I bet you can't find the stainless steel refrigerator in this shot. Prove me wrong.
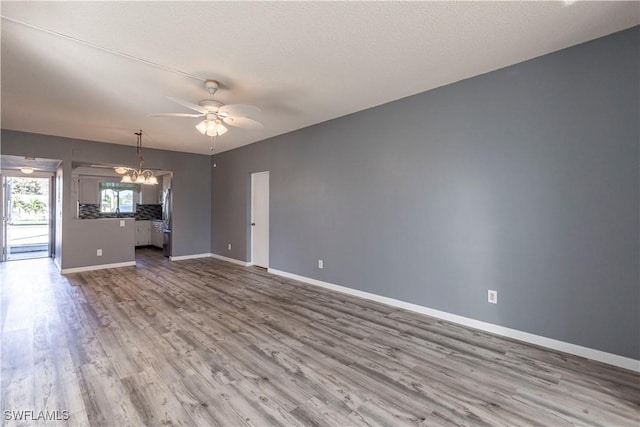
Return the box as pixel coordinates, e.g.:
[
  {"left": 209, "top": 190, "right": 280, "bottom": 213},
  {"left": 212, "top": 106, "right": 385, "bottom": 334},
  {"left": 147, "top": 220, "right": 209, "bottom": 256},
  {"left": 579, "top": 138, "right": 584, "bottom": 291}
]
[{"left": 162, "top": 189, "right": 172, "bottom": 257}]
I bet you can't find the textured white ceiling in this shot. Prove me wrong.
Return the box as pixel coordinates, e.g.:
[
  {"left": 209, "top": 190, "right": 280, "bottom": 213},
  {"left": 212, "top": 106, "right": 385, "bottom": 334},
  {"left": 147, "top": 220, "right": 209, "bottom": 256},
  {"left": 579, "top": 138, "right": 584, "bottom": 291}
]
[{"left": 2, "top": 1, "right": 638, "bottom": 155}]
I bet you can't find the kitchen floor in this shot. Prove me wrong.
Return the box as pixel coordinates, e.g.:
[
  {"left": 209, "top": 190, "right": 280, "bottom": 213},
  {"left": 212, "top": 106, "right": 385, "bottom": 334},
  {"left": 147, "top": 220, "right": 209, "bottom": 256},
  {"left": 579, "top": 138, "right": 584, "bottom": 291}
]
[{"left": 135, "top": 246, "right": 165, "bottom": 262}]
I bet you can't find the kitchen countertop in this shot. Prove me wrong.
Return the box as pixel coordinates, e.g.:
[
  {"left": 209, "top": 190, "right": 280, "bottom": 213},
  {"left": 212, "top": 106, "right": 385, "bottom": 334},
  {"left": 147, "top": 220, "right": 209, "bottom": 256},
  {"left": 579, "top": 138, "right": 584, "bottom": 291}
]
[
  {"left": 75, "top": 216, "right": 162, "bottom": 221},
  {"left": 75, "top": 217, "right": 135, "bottom": 221}
]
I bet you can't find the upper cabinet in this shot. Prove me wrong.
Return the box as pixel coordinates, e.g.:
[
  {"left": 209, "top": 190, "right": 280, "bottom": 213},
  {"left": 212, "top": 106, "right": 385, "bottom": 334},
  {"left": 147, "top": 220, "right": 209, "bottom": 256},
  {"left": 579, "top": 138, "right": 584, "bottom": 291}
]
[
  {"left": 138, "top": 174, "right": 168, "bottom": 204},
  {"left": 139, "top": 174, "right": 171, "bottom": 205},
  {"left": 140, "top": 186, "right": 160, "bottom": 204},
  {"left": 78, "top": 177, "right": 100, "bottom": 204},
  {"left": 73, "top": 168, "right": 171, "bottom": 207}
]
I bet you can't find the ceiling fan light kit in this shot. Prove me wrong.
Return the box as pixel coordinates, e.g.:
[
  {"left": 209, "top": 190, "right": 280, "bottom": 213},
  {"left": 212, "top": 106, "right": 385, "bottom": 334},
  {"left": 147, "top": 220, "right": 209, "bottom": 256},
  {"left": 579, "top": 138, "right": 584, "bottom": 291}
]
[
  {"left": 152, "top": 79, "right": 263, "bottom": 138},
  {"left": 195, "top": 121, "right": 227, "bottom": 136},
  {"left": 114, "top": 130, "right": 158, "bottom": 185}
]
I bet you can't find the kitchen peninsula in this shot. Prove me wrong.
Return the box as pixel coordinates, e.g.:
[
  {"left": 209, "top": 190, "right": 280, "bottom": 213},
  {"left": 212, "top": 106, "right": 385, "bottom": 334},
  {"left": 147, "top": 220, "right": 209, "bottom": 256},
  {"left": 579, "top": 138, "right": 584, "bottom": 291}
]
[
  {"left": 65, "top": 217, "right": 136, "bottom": 271},
  {"left": 63, "top": 166, "right": 170, "bottom": 272}
]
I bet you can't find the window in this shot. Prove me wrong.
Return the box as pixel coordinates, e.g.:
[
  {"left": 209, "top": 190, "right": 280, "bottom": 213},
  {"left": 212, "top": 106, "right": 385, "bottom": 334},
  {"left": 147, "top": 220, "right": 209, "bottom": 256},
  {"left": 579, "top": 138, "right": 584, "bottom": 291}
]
[{"left": 99, "top": 182, "right": 140, "bottom": 213}]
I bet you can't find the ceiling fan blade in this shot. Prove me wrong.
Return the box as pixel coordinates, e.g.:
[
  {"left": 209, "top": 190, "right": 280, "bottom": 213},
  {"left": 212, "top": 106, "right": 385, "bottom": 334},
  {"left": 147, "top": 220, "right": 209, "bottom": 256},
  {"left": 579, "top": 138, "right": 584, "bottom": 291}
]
[
  {"left": 219, "top": 104, "right": 261, "bottom": 118},
  {"left": 223, "top": 116, "right": 264, "bottom": 130},
  {"left": 149, "top": 113, "right": 204, "bottom": 118},
  {"left": 167, "top": 97, "right": 208, "bottom": 114}
]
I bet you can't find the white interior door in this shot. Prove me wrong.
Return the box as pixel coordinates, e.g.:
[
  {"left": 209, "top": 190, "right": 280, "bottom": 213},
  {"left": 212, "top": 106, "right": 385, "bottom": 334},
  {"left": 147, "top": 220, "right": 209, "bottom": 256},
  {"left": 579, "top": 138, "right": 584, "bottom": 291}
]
[{"left": 251, "top": 171, "right": 269, "bottom": 268}]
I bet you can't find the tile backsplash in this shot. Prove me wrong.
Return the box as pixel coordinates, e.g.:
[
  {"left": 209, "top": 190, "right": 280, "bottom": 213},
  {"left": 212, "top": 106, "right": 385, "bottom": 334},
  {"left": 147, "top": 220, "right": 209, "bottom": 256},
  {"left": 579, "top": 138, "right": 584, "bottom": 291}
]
[
  {"left": 135, "top": 204, "right": 163, "bottom": 220},
  {"left": 78, "top": 203, "right": 162, "bottom": 220},
  {"left": 78, "top": 204, "right": 106, "bottom": 219}
]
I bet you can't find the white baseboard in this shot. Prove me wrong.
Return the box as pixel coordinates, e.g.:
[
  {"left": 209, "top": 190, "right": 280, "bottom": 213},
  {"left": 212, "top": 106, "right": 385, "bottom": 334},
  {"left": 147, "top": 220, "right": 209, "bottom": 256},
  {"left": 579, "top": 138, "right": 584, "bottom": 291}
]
[
  {"left": 210, "top": 253, "right": 253, "bottom": 267},
  {"left": 54, "top": 257, "right": 61, "bottom": 272},
  {"left": 170, "top": 252, "right": 253, "bottom": 266},
  {"left": 170, "top": 253, "right": 211, "bottom": 261},
  {"left": 61, "top": 261, "right": 136, "bottom": 274},
  {"left": 268, "top": 268, "right": 640, "bottom": 373}
]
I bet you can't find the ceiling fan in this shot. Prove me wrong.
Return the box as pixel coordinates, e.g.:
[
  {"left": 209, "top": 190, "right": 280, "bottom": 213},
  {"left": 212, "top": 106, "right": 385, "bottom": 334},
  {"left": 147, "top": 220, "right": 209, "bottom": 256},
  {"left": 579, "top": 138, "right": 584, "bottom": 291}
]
[{"left": 151, "top": 79, "right": 263, "bottom": 136}]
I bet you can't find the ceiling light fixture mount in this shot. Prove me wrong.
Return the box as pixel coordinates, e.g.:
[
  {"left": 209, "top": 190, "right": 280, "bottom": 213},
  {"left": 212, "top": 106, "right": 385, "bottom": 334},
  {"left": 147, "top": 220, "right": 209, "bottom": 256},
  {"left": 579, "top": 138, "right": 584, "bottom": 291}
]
[
  {"left": 114, "top": 130, "right": 158, "bottom": 185},
  {"left": 20, "top": 167, "right": 34, "bottom": 174}
]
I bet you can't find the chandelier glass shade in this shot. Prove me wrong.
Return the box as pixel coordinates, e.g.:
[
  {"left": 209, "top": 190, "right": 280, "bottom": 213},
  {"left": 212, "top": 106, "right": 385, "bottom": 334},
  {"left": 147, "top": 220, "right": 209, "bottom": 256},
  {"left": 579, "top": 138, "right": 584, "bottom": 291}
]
[
  {"left": 119, "top": 168, "right": 158, "bottom": 185},
  {"left": 114, "top": 130, "right": 158, "bottom": 185}
]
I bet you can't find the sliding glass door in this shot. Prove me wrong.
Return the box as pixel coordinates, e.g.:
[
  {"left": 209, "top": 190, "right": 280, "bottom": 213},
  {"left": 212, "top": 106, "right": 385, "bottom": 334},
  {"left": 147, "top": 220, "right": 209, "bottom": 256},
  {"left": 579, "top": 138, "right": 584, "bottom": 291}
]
[{"left": 2, "top": 176, "right": 52, "bottom": 261}]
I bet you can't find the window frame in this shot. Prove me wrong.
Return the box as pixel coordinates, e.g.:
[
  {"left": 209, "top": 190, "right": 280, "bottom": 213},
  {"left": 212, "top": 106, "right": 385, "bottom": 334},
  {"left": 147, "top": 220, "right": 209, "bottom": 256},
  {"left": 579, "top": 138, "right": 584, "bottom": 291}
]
[{"left": 99, "top": 182, "right": 140, "bottom": 213}]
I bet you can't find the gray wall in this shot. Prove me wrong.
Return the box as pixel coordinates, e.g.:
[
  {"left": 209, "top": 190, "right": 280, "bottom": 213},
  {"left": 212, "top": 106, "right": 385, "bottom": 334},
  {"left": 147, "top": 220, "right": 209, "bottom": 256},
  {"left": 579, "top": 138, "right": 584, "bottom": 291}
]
[
  {"left": 1, "top": 131, "right": 212, "bottom": 268},
  {"left": 65, "top": 218, "right": 136, "bottom": 269},
  {"left": 55, "top": 165, "right": 63, "bottom": 267},
  {"left": 211, "top": 27, "right": 639, "bottom": 359}
]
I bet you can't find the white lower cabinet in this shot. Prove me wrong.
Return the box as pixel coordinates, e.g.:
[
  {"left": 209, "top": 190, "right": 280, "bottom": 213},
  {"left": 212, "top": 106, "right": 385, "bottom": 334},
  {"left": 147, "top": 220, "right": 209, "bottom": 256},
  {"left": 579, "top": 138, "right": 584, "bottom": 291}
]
[
  {"left": 135, "top": 220, "right": 164, "bottom": 248},
  {"left": 135, "top": 221, "right": 150, "bottom": 246},
  {"left": 150, "top": 221, "right": 164, "bottom": 249}
]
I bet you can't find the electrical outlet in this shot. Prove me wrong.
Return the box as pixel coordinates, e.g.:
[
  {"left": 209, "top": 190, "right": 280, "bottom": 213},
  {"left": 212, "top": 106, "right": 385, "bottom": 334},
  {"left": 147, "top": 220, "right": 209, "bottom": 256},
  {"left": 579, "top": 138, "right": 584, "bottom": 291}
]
[
  {"left": 119, "top": 220, "right": 125, "bottom": 227},
  {"left": 488, "top": 290, "right": 497, "bottom": 304},
  {"left": 97, "top": 249, "right": 103, "bottom": 257},
  {"left": 228, "top": 243, "right": 232, "bottom": 251},
  {"left": 318, "top": 259, "right": 323, "bottom": 269}
]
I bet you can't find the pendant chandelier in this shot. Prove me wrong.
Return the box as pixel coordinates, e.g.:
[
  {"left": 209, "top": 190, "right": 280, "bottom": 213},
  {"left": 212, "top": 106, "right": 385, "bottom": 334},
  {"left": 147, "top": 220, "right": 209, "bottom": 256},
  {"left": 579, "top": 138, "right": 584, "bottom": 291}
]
[{"left": 114, "top": 130, "right": 158, "bottom": 185}]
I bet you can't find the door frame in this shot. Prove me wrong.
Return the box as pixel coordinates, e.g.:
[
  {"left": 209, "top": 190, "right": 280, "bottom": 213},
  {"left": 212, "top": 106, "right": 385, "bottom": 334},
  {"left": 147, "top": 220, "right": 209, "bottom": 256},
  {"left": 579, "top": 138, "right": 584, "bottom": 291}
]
[
  {"left": 250, "top": 171, "right": 270, "bottom": 268},
  {"left": 48, "top": 175, "right": 56, "bottom": 259},
  {"left": 1, "top": 175, "right": 7, "bottom": 262},
  {"left": 1, "top": 172, "right": 55, "bottom": 261}
]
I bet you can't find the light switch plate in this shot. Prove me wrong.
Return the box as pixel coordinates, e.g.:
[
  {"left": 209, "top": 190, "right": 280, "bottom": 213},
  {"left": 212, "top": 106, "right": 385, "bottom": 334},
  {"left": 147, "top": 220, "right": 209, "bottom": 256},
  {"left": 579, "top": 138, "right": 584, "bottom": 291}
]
[{"left": 120, "top": 220, "right": 125, "bottom": 227}]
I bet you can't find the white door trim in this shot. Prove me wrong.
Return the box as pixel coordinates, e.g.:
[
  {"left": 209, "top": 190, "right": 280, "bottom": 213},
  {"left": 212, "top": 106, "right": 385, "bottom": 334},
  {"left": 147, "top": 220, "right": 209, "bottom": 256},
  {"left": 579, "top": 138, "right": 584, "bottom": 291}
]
[
  {"left": 1, "top": 175, "right": 7, "bottom": 262},
  {"left": 1, "top": 174, "right": 55, "bottom": 261},
  {"left": 250, "top": 171, "right": 270, "bottom": 268}
]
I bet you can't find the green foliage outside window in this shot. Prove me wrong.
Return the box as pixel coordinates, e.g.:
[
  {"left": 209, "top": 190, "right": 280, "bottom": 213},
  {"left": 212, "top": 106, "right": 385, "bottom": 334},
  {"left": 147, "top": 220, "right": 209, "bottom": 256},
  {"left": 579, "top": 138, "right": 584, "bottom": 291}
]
[
  {"left": 12, "top": 178, "right": 45, "bottom": 195},
  {"left": 99, "top": 183, "right": 139, "bottom": 213}
]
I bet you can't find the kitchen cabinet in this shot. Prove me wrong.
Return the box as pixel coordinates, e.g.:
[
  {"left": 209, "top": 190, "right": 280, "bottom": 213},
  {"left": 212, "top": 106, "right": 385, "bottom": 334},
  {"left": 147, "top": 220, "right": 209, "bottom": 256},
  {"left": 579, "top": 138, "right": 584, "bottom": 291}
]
[
  {"left": 150, "top": 220, "right": 164, "bottom": 248},
  {"left": 78, "top": 178, "right": 100, "bottom": 204},
  {"left": 135, "top": 221, "right": 150, "bottom": 246},
  {"left": 140, "top": 186, "right": 160, "bottom": 204}
]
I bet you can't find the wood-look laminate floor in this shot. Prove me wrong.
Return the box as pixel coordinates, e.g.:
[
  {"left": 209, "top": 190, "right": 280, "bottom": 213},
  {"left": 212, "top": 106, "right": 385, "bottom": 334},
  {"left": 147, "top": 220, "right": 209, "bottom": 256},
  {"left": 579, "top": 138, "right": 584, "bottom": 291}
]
[{"left": 1, "top": 248, "right": 639, "bottom": 427}]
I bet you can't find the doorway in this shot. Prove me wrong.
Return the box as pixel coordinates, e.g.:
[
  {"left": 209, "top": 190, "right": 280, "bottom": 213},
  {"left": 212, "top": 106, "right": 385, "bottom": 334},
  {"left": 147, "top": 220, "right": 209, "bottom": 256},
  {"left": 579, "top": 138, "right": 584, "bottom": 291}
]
[
  {"left": 2, "top": 176, "right": 53, "bottom": 261},
  {"left": 251, "top": 171, "right": 269, "bottom": 268}
]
